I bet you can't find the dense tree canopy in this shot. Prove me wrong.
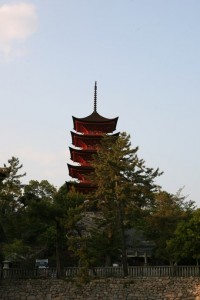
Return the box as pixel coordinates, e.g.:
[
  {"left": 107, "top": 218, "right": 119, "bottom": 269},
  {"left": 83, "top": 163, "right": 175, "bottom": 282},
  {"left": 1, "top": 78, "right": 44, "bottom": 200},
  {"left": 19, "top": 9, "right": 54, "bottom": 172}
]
[
  {"left": 0, "top": 140, "right": 197, "bottom": 276},
  {"left": 166, "top": 208, "right": 200, "bottom": 264},
  {"left": 143, "top": 189, "right": 195, "bottom": 264},
  {"left": 0, "top": 159, "right": 85, "bottom": 273}
]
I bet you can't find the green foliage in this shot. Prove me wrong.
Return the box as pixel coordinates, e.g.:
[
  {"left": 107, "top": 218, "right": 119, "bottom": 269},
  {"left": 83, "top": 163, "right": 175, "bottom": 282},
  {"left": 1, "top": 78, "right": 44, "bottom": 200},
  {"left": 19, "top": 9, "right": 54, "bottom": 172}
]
[
  {"left": 0, "top": 151, "right": 197, "bottom": 271},
  {"left": 166, "top": 208, "right": 200, "bottom": 263},
  {"left": 0, "top": 157, "right": 26, "bottom": 260},
  {"left": 143, "top": 189, "right": 195, "bottom": 263},
  {"left": 2, "top": 239, "right": 31, "bottom": 261},
  {"left": 85, "top": 132, "right": 162, "bottom": 273},
  {"left": 20, "top": 179, "right": 56, "bottom": 207},
  {"left": 91, "top": 132, "right": 162, "bottom": 215},
  {"left": 1, "top": 173, "right": 85, "bottom": 270},
  {"left": 0, "top": 157, "right": 26, "bottom": 214}
]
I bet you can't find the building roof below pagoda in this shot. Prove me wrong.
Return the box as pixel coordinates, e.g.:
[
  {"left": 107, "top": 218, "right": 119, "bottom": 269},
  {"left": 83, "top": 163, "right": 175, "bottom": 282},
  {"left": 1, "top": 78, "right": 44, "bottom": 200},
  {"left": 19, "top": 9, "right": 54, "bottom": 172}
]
[{"left": 0, "top": 167, "right": 9, "bottom": 181}]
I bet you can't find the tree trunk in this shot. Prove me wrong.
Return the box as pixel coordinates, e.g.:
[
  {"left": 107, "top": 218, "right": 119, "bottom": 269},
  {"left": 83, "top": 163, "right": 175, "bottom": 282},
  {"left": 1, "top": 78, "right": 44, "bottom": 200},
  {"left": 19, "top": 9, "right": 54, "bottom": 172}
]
[
  {"left": 115, "top": 178, "right": 128, "bottom": 277},
  {"left": 56, "top": 221, "right": 62, "bottom": 278},
  {"left": 105, "top": 254, "right": 111, "bottom": 266},
  {"left": 118, "top": 203, "right": 128, "bottom": 276}
]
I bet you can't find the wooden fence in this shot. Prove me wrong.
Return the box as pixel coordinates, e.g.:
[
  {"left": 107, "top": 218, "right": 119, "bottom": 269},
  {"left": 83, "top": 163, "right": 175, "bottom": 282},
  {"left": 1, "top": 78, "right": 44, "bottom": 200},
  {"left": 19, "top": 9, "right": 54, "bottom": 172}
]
[{"left": 1, "top": 266, "right": 200, "bottom": 279}]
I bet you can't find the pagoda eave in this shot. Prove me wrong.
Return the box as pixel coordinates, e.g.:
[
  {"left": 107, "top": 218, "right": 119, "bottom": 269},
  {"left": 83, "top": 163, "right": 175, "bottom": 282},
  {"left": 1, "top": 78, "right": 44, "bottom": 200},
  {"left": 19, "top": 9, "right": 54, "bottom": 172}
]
[
  {"left": 71, "top": 131, "right": 103, "bottom": 148},
  {"left": 68, "top": 163, "right": 94, "bottom": 180},
  {"left": 73, "top": 112, "right": 118, "bottom": 123},
  {"left": 71, "top": 131, "right": 103, "bottom": 140},
  {"left": 69, "top": 147, "right": 96, "bottom": 163},
  {"left": 67, "top": 164, "right": 94, "bottom": 171},
  {"left": 66, "top": 181, "right": 97, "bottom": 194},
  {"left": 73, "top": 115, "right": 118, "bottom": 134}
]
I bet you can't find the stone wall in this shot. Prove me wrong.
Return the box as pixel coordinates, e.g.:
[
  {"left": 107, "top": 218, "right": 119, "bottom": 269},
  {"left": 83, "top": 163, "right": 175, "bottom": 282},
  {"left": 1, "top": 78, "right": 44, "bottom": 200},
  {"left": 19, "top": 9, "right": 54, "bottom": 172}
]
[{"left": 0, "top": 277, "right": 200, "bottom": 300}]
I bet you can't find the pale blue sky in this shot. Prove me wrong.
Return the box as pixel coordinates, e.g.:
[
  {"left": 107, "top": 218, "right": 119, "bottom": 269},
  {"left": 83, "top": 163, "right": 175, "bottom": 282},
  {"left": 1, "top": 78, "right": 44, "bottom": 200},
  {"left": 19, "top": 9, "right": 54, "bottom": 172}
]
[{"left": 0, "top": 0, "right": 200, "bottom": 206}]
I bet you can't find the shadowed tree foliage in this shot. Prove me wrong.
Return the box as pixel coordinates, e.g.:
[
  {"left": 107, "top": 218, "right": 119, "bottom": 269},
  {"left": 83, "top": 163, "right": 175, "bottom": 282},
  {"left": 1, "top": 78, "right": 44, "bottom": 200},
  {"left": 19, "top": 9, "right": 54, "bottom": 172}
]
[
  {"left": 1, "top": 179, "right": 56, "bottom": 266},
  {"left": 0, "top": 157, "right": 26, "bottom": 261},
  {"left": 166, "top": 208, "right": 200, "bottom": 265},
  {"left": 85, "top": 132, "right": 162, "bottom": 275},
  {"left": 1, "top": 174, "right": 84, "bottom": 275},
  {"left": 143, "top": 189, "right": 195, "bottom": 264},
  {"left": 20, "top": 182, "right": 84, "bottom": 276},
  {"left": 1, "top": 153, "right": 197, "bottom": 274},
  {"left": 0, "top": 157, "right": 26, "bottom": 214}
]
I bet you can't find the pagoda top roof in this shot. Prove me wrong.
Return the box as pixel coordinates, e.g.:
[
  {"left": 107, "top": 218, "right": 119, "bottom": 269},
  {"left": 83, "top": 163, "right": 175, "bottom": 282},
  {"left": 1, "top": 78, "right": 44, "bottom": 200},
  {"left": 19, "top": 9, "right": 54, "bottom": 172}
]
[
  {"left": 73, "top": 82, "right": 118, "bottom": 124},
  {"left": 73, "top": 111, "right": 118, "bottom": 123}
]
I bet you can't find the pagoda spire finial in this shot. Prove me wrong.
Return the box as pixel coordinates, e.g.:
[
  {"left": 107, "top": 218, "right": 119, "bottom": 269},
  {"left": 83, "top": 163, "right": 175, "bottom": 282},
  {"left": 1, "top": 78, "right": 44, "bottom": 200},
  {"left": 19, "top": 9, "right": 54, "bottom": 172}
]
[{"left": 94, "top": 81, "right": 97, "bottom": 112}]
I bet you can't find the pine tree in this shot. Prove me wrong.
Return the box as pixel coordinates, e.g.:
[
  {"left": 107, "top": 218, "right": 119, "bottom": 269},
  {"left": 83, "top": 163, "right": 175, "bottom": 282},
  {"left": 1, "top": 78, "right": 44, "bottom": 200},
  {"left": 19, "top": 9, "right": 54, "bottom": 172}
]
[{"left": 90, "top": 132, "right": 162, "bottom": 276}]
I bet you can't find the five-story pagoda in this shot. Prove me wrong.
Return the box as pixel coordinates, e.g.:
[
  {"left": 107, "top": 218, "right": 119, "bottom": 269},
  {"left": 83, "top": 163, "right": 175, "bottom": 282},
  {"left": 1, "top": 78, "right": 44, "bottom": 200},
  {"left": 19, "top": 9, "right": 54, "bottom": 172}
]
[{"left": 67, "top": 82, "right": 119, "bottom": 194}]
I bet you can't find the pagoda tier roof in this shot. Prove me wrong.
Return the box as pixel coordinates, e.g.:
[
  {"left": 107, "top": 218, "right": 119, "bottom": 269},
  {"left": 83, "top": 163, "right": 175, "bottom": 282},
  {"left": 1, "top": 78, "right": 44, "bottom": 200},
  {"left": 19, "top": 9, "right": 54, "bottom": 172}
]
[
  {"left": 69, "top": 147, "right": 96, "bottom": 163},
  {"left": 73, "top": 113, "right": 118, "bottom": 133},
  {"left": 71, "top": 131, "right": 103, "bottom": 139},
  {"left": 71, "top": 131, "right": 102, "bottom": 148},
  {"left": 71, "top": 131, "right": 119, "bottom": 148},
  {"left": 68, "top": 163, "right": 94, "bottom": 180},
  {"left": 66, "top": 181, "right": 97, "bottom": 194},
  {"left": 73, "top": 111, "right": 118, "bottom": 123}
]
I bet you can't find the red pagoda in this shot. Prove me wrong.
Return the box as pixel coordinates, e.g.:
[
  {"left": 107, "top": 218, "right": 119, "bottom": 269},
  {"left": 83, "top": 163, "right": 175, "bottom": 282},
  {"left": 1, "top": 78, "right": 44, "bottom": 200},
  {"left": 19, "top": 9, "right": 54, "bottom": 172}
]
[{"left": 67, "top": 82, "right": 119, "bottom": 194}]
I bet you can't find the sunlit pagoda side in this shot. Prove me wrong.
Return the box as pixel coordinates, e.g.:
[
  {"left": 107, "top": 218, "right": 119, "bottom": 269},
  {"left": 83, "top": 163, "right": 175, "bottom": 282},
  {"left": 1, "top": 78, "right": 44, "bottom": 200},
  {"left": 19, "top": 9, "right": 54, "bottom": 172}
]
[{"left": 66, "top": 82, "right": 119, "bottom": 194}]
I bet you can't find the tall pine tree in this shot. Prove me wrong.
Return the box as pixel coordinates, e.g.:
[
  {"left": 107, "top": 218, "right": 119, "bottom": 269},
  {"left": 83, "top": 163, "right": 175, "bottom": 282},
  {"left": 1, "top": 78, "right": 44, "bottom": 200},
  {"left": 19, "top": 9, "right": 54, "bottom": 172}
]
[{"left": 90, "top": 132, "right": 162, "bottom": 276}]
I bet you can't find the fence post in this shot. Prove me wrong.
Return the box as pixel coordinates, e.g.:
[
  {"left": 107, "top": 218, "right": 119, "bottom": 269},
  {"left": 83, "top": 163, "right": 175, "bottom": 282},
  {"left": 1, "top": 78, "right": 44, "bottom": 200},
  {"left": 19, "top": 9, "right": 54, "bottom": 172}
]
[{"left": 2, "top": 260, "right": 11, "bottom": 278}]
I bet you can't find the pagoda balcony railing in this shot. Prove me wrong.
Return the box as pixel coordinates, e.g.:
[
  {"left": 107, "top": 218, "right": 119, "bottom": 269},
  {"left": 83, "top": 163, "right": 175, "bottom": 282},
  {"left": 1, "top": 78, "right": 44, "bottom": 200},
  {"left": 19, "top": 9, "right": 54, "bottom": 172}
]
[
  {"left": 80, "top": 162, "right": 91, "bottom": 166},
  {"left": 71, "top": 161, "right": 91, "bottom": 167},
  {"left": 81, "top": 146, "right": 98, "bottom": 151},
  {"left": 79, "top": 128, "right": 104, "bottom": 135},
  {"left": 83, "top": 131, "right": 104, "bottom": 136},
  {"left": 79, "top": 180, "right": 91, "bottom": 184}
]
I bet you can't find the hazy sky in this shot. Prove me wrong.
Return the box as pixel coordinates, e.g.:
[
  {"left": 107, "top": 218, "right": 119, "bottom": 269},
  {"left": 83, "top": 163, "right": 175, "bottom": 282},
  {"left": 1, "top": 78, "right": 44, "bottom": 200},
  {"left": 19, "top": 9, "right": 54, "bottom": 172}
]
[{"left": 0, "top": 1, "right": 200, "bottom": 206}]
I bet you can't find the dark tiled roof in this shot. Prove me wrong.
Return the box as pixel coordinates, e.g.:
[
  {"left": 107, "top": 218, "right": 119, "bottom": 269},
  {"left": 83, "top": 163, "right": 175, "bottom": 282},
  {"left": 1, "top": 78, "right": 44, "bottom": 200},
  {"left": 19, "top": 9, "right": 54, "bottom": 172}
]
[{"left": 73, "top": 111, "right": 118, "bottom": 123}]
